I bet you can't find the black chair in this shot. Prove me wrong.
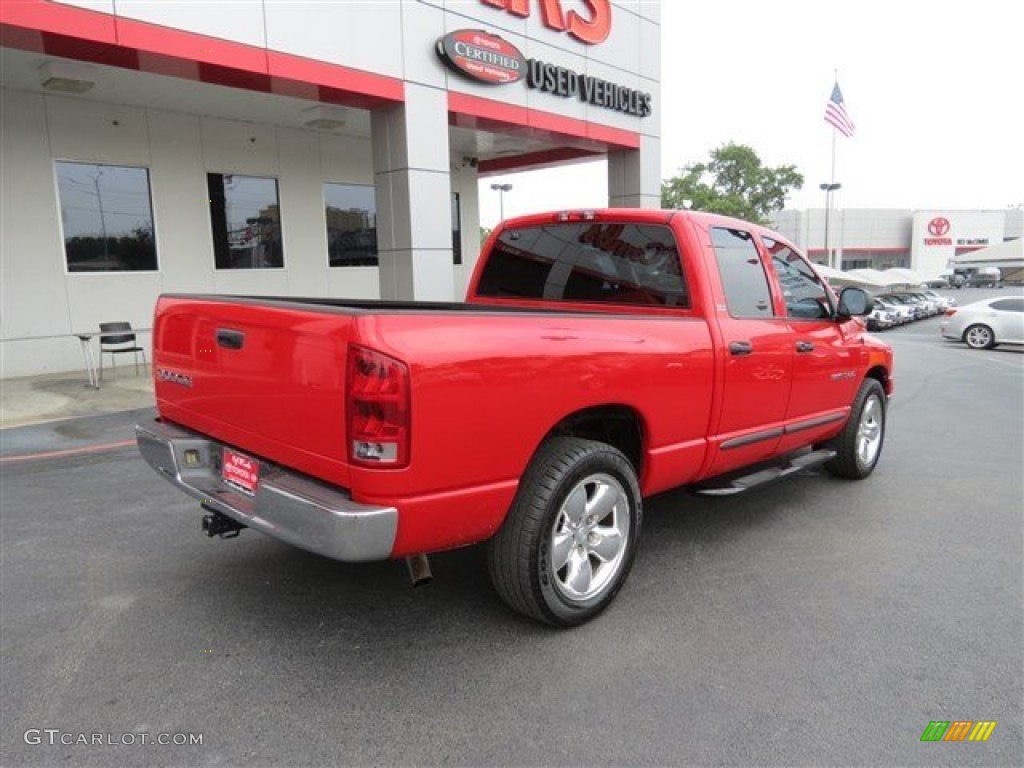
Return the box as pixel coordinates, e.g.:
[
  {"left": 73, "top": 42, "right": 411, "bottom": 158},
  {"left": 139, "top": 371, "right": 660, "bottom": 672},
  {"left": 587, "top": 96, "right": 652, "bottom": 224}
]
[{"left": 99, "top": 322, "right": 146, "bottom": 380}]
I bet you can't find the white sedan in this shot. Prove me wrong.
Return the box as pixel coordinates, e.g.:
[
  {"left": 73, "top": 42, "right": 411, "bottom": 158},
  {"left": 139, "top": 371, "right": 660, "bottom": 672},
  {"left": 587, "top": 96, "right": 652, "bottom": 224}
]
[{"left": 941, "top": 297, "right": 1024, "bottom": 349}]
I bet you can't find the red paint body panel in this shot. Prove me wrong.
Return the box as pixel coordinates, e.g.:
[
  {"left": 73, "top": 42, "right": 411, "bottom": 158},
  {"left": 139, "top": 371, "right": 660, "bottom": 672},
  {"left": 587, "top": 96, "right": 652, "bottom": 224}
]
[
  {"left": 154, "top": 297, "right": 354, "bottom": 489},
  {"left": 149, "top": 210, "right": 893, "bottom": 560}
]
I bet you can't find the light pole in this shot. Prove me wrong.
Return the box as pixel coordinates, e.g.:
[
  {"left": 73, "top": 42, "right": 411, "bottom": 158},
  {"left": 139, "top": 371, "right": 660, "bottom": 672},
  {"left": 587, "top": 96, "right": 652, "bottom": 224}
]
[
  {"left": 490, "top": 183, "right": 512, "bottom": 222},
  {"left": 819, "top": 182, "right": 841, "bottom": 269}
]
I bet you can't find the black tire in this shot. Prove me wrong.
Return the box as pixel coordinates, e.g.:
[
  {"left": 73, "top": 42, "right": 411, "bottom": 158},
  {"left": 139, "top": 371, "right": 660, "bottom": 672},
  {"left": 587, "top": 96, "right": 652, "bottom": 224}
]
[
  {"left": 486, "top": 437, "right": 642, "bottom": 627},
  {"left": 963, "top": 324, "right": 996, "bottom": 350},
  {"left": 824, "top": 378, "right": 887, "bottom": 480}
]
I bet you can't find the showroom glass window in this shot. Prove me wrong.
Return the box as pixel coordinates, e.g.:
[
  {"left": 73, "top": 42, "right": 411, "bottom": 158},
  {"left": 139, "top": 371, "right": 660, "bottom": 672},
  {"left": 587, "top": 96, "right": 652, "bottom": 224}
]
[
  {"left": 325, "top": 182, "right": 377, "bottom": 267},
  {"left": 56, "top": 161, "right": 158, "bottom": 272},
  {"left": 208, "top": 173, "right": 284, "bottom": 269}
]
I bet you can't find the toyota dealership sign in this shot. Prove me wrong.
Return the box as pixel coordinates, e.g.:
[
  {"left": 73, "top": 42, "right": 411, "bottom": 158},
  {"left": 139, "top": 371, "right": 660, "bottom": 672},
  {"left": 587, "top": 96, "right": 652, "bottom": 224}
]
[
  {"left": 912, "top": 211, "right": 1005, "bottom": 277},
  {"left": 925, "top": 217, "right": 952, "bottom": 246}
]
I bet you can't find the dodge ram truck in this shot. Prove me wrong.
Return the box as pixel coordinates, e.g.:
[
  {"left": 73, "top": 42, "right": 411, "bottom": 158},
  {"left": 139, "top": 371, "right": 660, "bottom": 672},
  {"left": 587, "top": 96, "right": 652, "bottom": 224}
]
[{"left": 137, "top": 208, "right": 893, "bottom": 626}]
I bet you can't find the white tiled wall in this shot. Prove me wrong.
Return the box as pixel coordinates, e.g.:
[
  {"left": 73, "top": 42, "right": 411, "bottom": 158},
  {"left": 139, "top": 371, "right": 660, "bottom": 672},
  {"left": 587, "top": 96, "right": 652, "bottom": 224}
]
[
  {"left": 0, "top": 89, "right": 381, "bottom": 377},
  {"left": 3, "top": 0, "right": 660, "bottom": 377},
  {"left": 114, "top": 1, "right": 268, "bottom": 49},
  {"left": 54, "top": 0, "right": 660, "bottom": 140}
]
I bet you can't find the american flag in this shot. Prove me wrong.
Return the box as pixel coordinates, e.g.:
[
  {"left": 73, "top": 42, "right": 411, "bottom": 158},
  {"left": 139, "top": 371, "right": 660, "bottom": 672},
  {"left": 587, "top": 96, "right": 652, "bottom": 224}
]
[{"left": 824, "top": 83, "right": 855, "bottom": 137}]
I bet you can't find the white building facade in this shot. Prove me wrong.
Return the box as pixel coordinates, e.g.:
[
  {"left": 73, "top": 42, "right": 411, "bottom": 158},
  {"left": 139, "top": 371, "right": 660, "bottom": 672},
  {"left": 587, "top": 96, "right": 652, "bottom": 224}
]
[
  {"left": 1, "top": 0, "right": 662, "bottom": 377},
  {"left": 772, "top": 207, "right": 1024, "bottom": 277}
]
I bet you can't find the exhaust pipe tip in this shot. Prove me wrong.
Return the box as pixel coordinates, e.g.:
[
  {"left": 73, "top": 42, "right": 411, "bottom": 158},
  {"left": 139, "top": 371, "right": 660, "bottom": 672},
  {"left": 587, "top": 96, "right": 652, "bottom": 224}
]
[{"left": 405, "top": 553, "right": 432, "bottom": 587}]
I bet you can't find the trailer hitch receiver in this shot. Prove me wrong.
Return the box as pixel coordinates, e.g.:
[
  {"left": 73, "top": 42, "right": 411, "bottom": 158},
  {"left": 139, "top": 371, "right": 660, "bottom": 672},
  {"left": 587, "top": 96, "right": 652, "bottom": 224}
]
[{"left": 201, "top": 506, "right": 246, "bottom": 539}]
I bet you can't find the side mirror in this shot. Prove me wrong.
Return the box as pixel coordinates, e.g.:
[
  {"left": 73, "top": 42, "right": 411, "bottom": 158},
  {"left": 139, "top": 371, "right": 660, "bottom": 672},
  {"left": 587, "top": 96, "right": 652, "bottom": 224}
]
[{"left": 837, "top": 287, "right": 873, "bottom": 317}]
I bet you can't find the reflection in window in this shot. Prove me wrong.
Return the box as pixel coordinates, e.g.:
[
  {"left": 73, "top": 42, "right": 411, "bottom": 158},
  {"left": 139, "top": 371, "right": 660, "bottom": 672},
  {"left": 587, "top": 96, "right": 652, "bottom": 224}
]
[
  {"left": 56, "top": 161, "right": 157, "bottom": 272},
  {"left": 711, "top": 227, "right": 773, "bottom": 317},
  {"left": 325, "top": 183, "right": 377, "bottom": 267},
  {"left": 763, "top": 236, "right": 832, "bottom": 319},
  {"left": 208, "top": 173, "right": 283, "bottom": 269},
  {"left": 477, "top": 222, "right": 688, "bottom": 307}
]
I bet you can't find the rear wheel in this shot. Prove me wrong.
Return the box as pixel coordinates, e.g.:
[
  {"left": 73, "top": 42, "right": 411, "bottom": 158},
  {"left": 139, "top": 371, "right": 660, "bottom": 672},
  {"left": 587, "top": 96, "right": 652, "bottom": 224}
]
[
  {"left": 824, "top": 378, "right": 886, "bottom": 479},
  {"left": 486, "top": 437, "right": 642, "bottom": 627},
  {"left": 964, "top": 324, "right": 996, "bottom": 349}
]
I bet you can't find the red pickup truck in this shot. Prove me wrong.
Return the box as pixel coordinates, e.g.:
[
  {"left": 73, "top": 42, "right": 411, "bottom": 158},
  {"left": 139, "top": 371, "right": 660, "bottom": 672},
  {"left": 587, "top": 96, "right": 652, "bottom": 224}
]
[{"left": 137, "top": 208, "right": 893, "bottom": 626}]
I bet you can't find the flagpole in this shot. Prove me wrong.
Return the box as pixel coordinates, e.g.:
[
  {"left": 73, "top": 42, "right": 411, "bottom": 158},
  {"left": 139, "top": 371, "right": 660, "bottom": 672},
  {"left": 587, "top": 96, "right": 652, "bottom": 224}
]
[
  {"left": 828, "top": 127, "right": 836, "bottom": 269},
  {"left": 830, "top": 69, "right": 838, "bottom": 186},
  {"left": 830, "top": 70, "right": 838, "bottom": 270}
]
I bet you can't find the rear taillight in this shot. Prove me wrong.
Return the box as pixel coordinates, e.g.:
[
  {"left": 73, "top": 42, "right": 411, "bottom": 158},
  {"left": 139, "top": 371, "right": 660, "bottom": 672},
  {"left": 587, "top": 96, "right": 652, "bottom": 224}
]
[
  {"left": 346, "top": 345, "right": 410, "bottom": 468},
  {"left": 944, "top": 309, "right": 957, "bottom": 317}
]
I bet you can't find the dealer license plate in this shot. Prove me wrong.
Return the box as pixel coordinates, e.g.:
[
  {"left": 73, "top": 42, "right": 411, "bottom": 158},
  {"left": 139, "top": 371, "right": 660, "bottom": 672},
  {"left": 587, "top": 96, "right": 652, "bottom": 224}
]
[{"left": 222, "top": 447, "right": 260, "bottom": 495}]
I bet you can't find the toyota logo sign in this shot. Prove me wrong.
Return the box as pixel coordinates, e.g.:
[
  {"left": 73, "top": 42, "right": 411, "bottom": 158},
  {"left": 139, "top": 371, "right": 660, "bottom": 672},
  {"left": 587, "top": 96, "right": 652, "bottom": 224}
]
[{"left": 928, "top": 217, "right": 951, "bottom": 237}]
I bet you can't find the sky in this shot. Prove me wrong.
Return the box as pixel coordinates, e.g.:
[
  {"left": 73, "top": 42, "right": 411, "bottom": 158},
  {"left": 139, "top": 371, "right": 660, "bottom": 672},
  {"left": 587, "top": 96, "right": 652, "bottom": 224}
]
[{"left": 478, "top": 0, "right": 1023, "bottom": 228}]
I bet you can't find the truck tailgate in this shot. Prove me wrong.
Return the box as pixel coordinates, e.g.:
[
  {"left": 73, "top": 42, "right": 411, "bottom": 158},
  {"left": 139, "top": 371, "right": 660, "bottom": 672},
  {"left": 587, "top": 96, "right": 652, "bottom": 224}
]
[{"left": 152, "top": 296, "right": 353, "bottom": 488}]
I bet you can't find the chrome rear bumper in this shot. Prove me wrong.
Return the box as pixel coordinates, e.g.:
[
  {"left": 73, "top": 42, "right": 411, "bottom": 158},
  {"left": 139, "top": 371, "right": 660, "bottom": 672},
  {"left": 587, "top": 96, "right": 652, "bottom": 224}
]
[{"left": 136, "top": 419, "right": 397, "bottom": 562}]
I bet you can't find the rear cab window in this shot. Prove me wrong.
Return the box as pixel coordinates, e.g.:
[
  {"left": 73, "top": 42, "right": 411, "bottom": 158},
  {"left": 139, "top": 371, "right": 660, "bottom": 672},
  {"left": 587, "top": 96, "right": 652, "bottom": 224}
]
[{"left": 476, "top": 222, "right": 689, "bottom": 309}]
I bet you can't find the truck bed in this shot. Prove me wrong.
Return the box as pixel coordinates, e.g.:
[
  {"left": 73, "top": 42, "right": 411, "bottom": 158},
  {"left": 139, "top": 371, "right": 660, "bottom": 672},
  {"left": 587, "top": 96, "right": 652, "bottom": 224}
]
[{"left": 151, "top": 292, "right": 717, "bottom": 554}]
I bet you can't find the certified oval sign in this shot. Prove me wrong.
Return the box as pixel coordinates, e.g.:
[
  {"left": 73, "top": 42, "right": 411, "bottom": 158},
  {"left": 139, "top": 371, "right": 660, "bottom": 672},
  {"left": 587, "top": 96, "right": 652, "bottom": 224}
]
[{"left": 436, "top": 30, "right": 526, "bottom": 85}]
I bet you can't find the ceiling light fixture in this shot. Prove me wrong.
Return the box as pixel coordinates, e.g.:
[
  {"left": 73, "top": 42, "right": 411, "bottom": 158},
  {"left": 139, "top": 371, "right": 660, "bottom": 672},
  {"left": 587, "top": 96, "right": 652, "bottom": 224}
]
[
  {"left": 39, "top": 61, "right": 96, "bottom": 94},
  {"left": 303, "top": 106, "right": 348, "bottom": 131}
]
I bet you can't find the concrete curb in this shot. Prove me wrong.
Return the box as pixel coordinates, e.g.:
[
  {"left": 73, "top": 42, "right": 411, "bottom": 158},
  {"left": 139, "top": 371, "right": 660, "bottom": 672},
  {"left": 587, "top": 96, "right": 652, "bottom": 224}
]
[{"left": 0, "top": 407, "right": 155, "bottom": 462}]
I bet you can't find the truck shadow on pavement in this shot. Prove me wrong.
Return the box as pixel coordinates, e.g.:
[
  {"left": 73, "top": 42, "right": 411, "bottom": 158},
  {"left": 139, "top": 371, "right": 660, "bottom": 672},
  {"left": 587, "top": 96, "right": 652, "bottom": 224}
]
[{"left": 153, "top": 467, "right": 840, "bottom": 645}]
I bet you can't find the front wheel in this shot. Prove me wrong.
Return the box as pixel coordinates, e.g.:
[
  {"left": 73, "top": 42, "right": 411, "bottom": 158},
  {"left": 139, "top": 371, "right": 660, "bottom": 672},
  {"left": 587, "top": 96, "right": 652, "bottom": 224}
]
[
  {"left": 824, "top": 378, "right": 887, "bottom": 479},
  {"left": 486, "top": 437, "right": 642, "bottom": 627},
  {"left": 964, "top": 324, "right": 996, "bottom": 349}
]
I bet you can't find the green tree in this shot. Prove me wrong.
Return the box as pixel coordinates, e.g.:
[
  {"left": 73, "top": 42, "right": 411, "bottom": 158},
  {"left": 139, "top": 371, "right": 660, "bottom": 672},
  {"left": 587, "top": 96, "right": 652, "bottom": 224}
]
[{"left": 661, "top": 143, "right": 803, "bottom": 224}]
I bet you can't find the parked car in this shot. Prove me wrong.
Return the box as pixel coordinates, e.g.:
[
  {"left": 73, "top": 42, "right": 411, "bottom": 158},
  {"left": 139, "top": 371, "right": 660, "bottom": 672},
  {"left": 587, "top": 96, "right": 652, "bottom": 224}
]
[
  {"left": 921, "top": 289, "right": 955, "bottom": 311},
  {"left": 874, "top": 296, "right": 914, "bottom": 324},
  {"left": 941, "top": 297, "right": 1024, "bottom": 349},
  {"left": 963, "top": 267, "right": 1002, "bottom": 288},
  {"left": 136, "top": 208, "right": 893, "bottom": 627},
  {"left": 903, "top": 291, "right": 942, "bottom": 316},
  {"left": 866, "top": 305, "right": 898, "bottom": 331},
  {"left": 895, "top": 293, "right": 937, "bottom": 318}
]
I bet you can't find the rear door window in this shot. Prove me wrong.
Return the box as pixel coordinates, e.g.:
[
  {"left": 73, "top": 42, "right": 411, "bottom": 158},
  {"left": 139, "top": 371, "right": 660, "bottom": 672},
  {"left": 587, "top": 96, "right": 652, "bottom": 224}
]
[
  {"left": 710, "top": 227, "right": 773, "bottom": 317},
  {"left": 476, "top": 222, "right": 688, "bottom": 308},
  {"left": 991, "top": 298, "right": 1024, "bottom": 312}
]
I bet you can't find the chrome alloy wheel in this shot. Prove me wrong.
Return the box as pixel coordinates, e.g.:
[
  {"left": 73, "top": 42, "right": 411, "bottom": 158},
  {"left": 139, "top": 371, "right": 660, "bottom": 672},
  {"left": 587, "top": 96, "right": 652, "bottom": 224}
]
[
  {"left": 548, "top": 473, "right": 630, "bottom": 602},
  {"left": 965, "top": 325, "right": 993, "bottom": 349},
  {"left": 856, "top": 395, "right": 884, "bottom": 469}
]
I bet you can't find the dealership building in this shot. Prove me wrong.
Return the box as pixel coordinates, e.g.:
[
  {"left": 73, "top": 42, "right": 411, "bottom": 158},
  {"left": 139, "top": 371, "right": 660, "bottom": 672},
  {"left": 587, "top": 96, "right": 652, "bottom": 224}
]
[
  {"left": 0, "top": 0, "right": 661, "bottom": 378},
  {"left": 771, "top": 207, "right": 1024, "bottom": 279}
]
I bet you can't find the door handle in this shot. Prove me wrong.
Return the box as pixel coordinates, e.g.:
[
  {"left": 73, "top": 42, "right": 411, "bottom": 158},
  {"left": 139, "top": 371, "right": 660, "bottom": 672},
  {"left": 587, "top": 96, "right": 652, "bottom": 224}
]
[
  {"left": 796, "top": 341, "right": 815, "bottom": 353},
  {"left": 729, "top": 341, "right": 753, "bottom": 356},
  {"left": 216, "top": 328, "right": 245, "bottom": 350}
]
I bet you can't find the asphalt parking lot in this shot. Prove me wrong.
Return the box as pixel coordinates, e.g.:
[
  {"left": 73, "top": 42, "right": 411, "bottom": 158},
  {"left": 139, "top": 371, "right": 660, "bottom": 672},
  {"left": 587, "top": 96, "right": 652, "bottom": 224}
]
[{"left": 2, "top": 290, "right": 1022, "bottom": 767}]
